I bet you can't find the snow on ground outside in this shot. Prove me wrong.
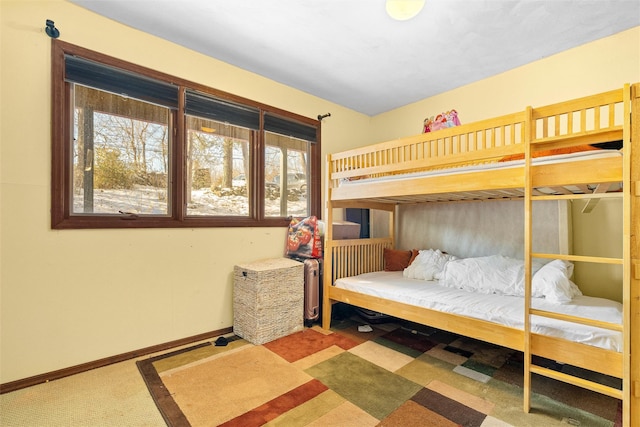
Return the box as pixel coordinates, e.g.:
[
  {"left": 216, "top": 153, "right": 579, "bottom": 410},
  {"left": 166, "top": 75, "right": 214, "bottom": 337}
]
[{"left": 72, "top": 185, "right": 307, "bottom": 217}]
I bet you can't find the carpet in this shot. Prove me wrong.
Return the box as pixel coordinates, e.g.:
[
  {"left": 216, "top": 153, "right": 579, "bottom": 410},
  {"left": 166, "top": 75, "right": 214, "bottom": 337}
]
[{"left": 137, "top": 319, "right": 622, "bottom": 427}]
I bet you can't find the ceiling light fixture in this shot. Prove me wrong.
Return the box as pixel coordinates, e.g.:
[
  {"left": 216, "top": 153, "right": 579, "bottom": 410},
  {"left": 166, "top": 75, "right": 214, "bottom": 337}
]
[{"left": 385, "top": 0, "right": 425, "bottom": 21}]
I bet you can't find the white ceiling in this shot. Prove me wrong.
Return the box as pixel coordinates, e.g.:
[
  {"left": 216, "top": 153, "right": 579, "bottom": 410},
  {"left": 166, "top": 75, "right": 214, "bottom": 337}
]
[{"left": 70, "top": 0, "right": 639, "bottom": 116}]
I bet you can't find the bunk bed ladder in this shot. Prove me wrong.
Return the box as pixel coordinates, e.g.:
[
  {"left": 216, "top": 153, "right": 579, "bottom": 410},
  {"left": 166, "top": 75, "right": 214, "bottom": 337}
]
[
  {"left": 523, "top": 106, "right": 534, "bottom": 414},
  {"left": 523, "top": 84, "right": 633, "bottom": 424}
]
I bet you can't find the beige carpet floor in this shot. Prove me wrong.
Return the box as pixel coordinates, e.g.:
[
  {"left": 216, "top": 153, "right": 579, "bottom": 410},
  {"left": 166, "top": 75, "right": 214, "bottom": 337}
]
[{"left": 0, "top": 348, "right": 185, "bottom": 426}]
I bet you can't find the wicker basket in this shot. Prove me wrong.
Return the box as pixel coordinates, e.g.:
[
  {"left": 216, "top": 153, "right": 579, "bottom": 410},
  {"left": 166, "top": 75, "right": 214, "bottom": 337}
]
[{"left": 233, "top": 258, "right": 304, "bottom": 344}]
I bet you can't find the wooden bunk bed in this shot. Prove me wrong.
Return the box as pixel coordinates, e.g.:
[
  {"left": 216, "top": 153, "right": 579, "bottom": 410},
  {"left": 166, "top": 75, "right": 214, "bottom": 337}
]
[{"left": 322, "top": 83, "right": 639, "bottom": 425}]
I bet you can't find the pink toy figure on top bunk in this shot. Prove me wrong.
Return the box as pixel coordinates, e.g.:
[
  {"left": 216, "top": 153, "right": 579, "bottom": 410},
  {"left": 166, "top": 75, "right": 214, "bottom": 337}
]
[
  {"left": 423, "top": 116, "right": 434, "bottom": 133},
  {"left": 447, "top": 109, "right": 461, "bottom": 126},
  {"left": 430, "top": 113, "right": 448, "bottom": 131},
  {"left": 422, "top": 110, "right": 461, "bottom": 133}
]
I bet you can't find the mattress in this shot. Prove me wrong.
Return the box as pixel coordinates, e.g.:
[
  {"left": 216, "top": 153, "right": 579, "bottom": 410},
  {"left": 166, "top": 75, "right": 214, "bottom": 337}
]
[
  {"left": 338, "top": 149, "right": 622, "bottom": 188},
  {"left": 334, "top": 271, "right": 623, "bottom": 352}
]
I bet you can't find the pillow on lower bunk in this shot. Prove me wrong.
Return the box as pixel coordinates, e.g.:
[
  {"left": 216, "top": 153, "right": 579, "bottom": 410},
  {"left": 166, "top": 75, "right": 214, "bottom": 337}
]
[
  {"left": 440, "top": 255, "right": 579, "bottom": 303},
  {"left": 531, "top": 259, "right": 582, "bottom": 304},
  {"left": 440, "top": 255, "right": 526, "bottom": 295},
  {"left": 403, "top": 249, "right": 457, "bottom": 280},
  {"left": 384, "top": 248, "right": 417, "bottom": 271}
]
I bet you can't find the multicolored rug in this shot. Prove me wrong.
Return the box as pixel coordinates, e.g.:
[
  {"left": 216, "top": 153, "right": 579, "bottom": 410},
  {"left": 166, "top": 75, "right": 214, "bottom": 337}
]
[{"left": 137, "top": 319, "right": 622, "bottom": 426}]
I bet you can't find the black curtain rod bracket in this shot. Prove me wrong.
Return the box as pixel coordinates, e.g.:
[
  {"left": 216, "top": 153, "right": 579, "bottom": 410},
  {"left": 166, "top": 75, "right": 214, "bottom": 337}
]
[
  {"left": 317, "top": 113, "right": 331, "bottom": 121},
  {"left": 45, "top": 20, "right": 60, "bottom": 39}
]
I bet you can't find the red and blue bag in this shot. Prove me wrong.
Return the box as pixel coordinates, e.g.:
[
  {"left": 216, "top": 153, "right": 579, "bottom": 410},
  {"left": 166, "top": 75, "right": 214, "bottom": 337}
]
[{"left": 286, "top": 216, "right": 323, "bottom": 258}]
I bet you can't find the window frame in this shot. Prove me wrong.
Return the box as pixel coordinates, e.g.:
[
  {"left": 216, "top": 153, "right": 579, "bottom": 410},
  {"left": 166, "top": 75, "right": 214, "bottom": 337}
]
[{"left": 51, "top": 40, "right": 321, "bottom": 229}]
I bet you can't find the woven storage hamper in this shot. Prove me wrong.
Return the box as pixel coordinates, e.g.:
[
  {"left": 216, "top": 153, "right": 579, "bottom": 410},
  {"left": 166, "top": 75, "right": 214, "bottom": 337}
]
[{"left": 233, "top": 258, "right": 304, "bottom": 344}]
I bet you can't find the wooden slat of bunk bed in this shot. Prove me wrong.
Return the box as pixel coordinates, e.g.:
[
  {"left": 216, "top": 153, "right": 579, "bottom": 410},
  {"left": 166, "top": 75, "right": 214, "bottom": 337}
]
[
  {"left": 529, "top": 366, "right": 622, "bottom": 399},
  {"left": 532, "top": 155, "right": 621, "bottom": 187},
  {"left": 328, "top": 285, "right": 522, "bottom": 350}
]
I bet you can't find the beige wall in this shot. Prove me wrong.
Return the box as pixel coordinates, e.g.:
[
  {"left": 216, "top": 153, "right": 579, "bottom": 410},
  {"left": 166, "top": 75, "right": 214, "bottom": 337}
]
[
  {"left": 0, "top": 0, "right": 370, "bottom": 384},
  {"left": 571, "top": 199, "right": 624, "bottom": 302},
  {"left": 373, "top": 26, "right": 639, "bottom": 302},
  {"left": 1, "top": 0, "right": 638, "bottom": 384}
]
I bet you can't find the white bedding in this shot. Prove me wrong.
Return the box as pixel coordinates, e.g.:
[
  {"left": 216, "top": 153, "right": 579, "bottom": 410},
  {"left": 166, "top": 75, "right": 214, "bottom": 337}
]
[
  {"left": 334, "top": 271, "right": 623, "bottom": 352},
  {"left": 339, "top": 149, "right": 622, "bottom": 188}
]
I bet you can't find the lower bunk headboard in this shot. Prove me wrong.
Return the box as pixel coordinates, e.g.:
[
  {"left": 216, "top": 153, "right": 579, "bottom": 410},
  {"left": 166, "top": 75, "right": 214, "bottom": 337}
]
[{"left": 327, "top": 237, "right": 393, "bottom": 281}]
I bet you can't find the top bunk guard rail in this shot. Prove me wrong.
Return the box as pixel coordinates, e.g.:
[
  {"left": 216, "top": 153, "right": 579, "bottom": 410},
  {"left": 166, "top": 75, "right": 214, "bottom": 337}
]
[
  {"left": 330, "top": 111, "right": 526, "bottom": 183},
  {"left": 531, "top": 89, "right": 625, "bottom": 147}
]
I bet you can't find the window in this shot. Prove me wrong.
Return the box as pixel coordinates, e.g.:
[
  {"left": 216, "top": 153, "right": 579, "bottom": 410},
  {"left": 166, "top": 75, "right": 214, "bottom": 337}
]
[
  {"left": 51, "top": 41, "right": 320, "bottom": 229},
  {"left": 265, "top": 134, "right": 310, "bottom": 218},
  {"left": 184, "top": 90, "right": 259, "bottom": 218},
  {"left": 72, "top": 85, "right": 172, "bottom": 216}
]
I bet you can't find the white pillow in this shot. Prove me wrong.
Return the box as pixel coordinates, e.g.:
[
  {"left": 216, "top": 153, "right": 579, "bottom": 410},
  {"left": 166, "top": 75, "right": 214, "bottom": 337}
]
[
  {"left": 532, "top": 259, "right": 580, "bottom": 304},
  {"left": 403, "top": 249, "right": 457, "bottom": 280},
  {"left": 440, "top": 255, "right": 523, "bottom": 295},
  {"left": 440, "top": 255, "right": 546, "bottom": 296},
  {"left": 439, "top": 255, "right": 579, "bottom": 302}
]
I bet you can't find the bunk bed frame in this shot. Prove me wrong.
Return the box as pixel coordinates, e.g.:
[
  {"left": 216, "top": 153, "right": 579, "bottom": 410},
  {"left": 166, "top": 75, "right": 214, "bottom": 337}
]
[{"left": 322, "top": 83, "right": 639, "bottom": 425}]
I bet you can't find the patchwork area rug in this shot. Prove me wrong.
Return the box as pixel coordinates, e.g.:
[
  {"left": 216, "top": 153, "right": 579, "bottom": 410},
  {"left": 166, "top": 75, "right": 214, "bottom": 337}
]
[{"left": 137, "top": 319, "right": 622, "bottom": 427}]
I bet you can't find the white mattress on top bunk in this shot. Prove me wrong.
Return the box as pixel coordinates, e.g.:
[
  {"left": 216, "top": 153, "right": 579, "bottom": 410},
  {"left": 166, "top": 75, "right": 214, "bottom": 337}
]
[
  {"left": 334, "top": 271, "right": 623, "bottom": 352},
  {"left": 339, "top": 149, "right": 622, "bottom": 187}
]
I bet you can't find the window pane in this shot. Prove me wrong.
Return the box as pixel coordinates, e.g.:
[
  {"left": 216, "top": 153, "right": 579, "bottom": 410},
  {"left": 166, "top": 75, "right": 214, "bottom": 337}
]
[
  {"left": 265, "top": 132, "right": 310, "bottom": 218},
  {"left": 185, "top": 116, "right": 252, "bottom": 216},
  {"left": 72, "top": 85, "right": 171, "bottom": 215}
]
